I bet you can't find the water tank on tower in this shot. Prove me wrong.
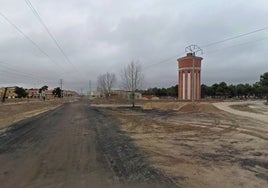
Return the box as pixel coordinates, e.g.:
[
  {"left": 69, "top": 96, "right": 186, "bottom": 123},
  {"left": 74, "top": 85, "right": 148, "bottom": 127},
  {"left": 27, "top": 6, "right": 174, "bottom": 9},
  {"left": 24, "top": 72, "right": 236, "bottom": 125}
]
[{"left": 177, "top": 52, "right": 203, "bottom": 101}]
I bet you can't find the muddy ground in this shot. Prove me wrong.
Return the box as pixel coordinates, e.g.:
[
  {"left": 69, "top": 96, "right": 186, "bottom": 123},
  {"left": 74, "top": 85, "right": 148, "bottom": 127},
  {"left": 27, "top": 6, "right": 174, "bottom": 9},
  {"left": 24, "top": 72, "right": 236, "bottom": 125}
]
[
  {"left": 0, "top": 101, "right": 175, "bottom": 188},
  {"left": 98, "top": 103, "right": 268, "bottom": 188}
]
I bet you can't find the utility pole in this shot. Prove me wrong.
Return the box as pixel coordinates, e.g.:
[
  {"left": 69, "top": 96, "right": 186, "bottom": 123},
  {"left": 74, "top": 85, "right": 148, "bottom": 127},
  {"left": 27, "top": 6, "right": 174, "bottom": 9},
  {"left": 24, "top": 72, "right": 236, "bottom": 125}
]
[
  {"left": 88, "top": 80, "right": 91, "bottom": 99},
  {"left": 185, "top": 45, "right": 203, "bottom": 104},
  {"left": 1, "top": 87, "right": 8, "bottom": 103},
  {"left": 59, "top": 79, "right": 63, "bottom": 99}
]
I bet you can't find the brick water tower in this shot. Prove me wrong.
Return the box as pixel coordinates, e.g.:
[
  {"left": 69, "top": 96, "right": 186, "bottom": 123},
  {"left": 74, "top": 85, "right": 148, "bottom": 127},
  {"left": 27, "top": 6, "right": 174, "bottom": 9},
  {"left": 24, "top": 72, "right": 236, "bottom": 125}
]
[{"left": 177, "top": 45, "right": 203, "bottom": 101}]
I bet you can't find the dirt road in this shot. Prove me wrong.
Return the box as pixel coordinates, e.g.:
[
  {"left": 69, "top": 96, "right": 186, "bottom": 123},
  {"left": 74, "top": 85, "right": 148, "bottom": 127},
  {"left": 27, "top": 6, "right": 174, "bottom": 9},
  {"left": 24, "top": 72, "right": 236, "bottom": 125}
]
[
  {"left": 0, "top": 101, "right": 174, "bottom": 188},
  {"left": 213, "top": 101, "right": 268, "bottom": 123}
]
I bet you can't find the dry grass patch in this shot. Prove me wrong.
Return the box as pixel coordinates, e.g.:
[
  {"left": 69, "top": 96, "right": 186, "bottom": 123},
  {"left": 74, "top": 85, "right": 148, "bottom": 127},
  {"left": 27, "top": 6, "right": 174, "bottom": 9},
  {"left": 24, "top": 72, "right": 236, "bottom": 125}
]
[
  {"left": 99, "top": 103, "right": 268, "bottom": 188},
  {"left": 142, "top": 101, "right": 183, "bottom": 110},
  {"left": 230, "top": 104, "right": 263, "bottom": 114},
  {"left": 0, "top": 99, "right": 73, "bottom": 130}
]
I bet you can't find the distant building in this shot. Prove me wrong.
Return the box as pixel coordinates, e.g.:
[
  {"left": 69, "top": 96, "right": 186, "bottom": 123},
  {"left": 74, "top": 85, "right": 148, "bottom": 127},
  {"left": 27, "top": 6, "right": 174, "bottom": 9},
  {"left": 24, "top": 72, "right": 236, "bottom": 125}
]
[
  {"left": 1, "top": 87, "right": 79, "bottom": 100},
  {"left": 142, "top": 95, "right": 160, "bottom": 100},
  {"left": 177, "top": 53, "right": 203, "bottom": 101},
  {"left": 0, "top": 87, "right": 17, "bottom": 99},
  {"left": 142, "top": 95, "right": 154, "bottom": 100},
  {"left": 92, "top": 90, "right": 142, "bottom": 100},
  {"left": 26, "top": 89, "right": 40, "bottom": 98},
  {"left": 0, "top": 88, "right": 5, "bottom": 99},
  {"left": 45, "top": 90, "right": 54, "bottom": 99},
  {"left": 111, "top": 90, "right": 142, "bottom": 100},
  {"left": 63, "top": 90, "right": 79, "bottom": 98}
]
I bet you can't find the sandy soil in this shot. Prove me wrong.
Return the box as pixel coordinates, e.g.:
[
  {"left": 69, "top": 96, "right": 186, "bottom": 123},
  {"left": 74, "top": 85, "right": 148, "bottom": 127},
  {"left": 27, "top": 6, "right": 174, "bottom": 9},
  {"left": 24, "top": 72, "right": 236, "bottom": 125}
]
[
  {"left": 99, "top": 102, "right": 268, "bottom": 188},
  {"left": 0, "top": 99, "right": 74, "bottom": 131},
  {"left": 0, "top": 101, "right": 175, "bottom": 188},
  {"left": 213, "top": 101, "right": 268, "bottom": 123},
  {"left": 0, "top": 101, "right": 114, "bottom": 187},
  {"left": 1, "top": 99, "right": 267, "bottom": 187}
]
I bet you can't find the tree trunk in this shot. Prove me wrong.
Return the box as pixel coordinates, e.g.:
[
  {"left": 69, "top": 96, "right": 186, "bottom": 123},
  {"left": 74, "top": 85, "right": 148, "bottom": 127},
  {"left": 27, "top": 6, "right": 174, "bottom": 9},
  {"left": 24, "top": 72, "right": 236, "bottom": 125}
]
[
  {"left": 132, "top": 92, "right": 135, "bottom": 107},
  {"left": 2, "top": 87, "right": 8, "bottom": 103}
]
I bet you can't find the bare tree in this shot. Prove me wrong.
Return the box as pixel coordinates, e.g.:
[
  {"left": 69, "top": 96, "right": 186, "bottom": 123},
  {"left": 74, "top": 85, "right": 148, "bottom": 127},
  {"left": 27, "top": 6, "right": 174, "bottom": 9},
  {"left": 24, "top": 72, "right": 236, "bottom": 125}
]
[
  {"left": 97, "top": 72, "right": 116, "bottom": 97},
  {"left": 121, "top": 61, "right": 143, "bottom": 107}
]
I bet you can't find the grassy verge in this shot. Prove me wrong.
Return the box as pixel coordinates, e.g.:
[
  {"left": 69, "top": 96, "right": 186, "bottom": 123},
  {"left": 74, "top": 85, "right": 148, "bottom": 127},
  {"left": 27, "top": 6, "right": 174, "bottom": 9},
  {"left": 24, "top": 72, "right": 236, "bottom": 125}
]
[{"left": 0, "top": 99, "right": 76, "bottom": 131}]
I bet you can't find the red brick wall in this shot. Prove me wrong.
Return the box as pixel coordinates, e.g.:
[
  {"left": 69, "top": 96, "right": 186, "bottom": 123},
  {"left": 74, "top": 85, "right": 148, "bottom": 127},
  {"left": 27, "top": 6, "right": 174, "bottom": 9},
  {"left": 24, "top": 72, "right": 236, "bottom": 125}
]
[{"left": 177, "top": 54, "right": 203, "bottom": 101}]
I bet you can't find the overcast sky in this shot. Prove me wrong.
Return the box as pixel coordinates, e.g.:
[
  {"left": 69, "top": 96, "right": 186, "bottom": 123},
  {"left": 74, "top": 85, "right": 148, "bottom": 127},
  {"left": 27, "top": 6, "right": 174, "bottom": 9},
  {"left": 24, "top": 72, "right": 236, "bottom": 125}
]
[{"left": 0, "top": 0, "right": 268, "bottom": 92}]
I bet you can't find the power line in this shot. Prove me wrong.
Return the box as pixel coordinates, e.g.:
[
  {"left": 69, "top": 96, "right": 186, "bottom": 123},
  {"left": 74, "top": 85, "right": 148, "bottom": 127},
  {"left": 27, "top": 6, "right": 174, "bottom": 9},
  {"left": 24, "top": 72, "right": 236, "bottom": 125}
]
[
  {"left": 25, "top": 0, "right": 74, "bottom": 68},
  {"left": 201, "top": 27, "right": 268, "bottom": 48},
  {"left": 143, "top": 26, "right": 268, "bottom": 69},
  {"left": 0, "top": 12, "right": 65, "bottom": 75},
  {"left": 205, "top": 36, "right": 268, "bottom": 55},
  {"left": 0, "top": 60, "right": 60, "bottom": 82},
  {"left": 0, "top": 61, "right": 44, "bottom": 81},
  {"left": 0, "top": 12, "right": 85, "bottom": 90},
  {"left": 25, "top": 0, "right": 87, "bottom": 80},
  {"left": 0, "top": 68, "right": 57, "bottom": 86},
  {"left": 143, "top": 52, "right": 185, "bottom": 70},
  {"left": 0, "top": 61, "right": 64, "bottom": 87},
  {"left": 0, "top": 68, "right": 62, "bottom": 88},
  {"left": 0, "top": 11, "right": 78, "bottom": 89},
  {"left": 0, "top": 68, "right": 43, "bottom": 84}
]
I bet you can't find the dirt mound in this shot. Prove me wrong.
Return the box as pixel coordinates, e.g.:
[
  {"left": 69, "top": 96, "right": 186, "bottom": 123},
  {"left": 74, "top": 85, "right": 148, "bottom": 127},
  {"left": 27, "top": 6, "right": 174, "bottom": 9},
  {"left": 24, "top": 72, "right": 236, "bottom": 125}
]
[
  {"left": 142, "top": 102, "right": 220, "bottom": 112},
  {"left": 142, "top": 101, "right": 184, "bottom": 110},
  {"left": 178, "top": 103, "right": 221, "bottom": 113}
]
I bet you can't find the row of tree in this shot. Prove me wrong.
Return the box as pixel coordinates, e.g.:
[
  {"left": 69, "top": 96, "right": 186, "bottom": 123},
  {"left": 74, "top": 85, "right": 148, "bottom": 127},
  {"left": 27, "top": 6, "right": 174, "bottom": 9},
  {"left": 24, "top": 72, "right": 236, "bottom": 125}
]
[
  {"left": 141, "top": 85, "right": 178, "bottom": 97},
  {"left": 201, "top": 82, "right": 261, "bottom": 99},
  {"left": 97, "top": 68, "right": 268, "bottom": 103},
  {"left": 14, "top": 85, "right": 63, "bottom": 99},
  {"left": 201, "top": 72, "right": 268, "bottom": 100},
  {"left": 97, "top": 61, "right": 143, "bottom": 107},
  {"left": 139, "top": 72, "right": 268, "bottom": 102},
  {"left": 97, "top": 73, "right": 116, "bottom": 97}
]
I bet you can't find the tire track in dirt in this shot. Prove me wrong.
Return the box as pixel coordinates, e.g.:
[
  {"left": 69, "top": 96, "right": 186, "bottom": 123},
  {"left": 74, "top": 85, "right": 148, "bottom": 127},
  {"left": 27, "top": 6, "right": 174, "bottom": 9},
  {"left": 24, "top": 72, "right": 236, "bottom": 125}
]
[
  {"left": 100, "top": 106, "right": 268, "bottom": 188},
  {"left": 88, "top": 107, "right": 177, "bottom": 187},
  {"left": 0, "top": 101, "right": 176, "bottom": 188},
  {"left": 0, "top": 102, "right": 114, "bottom": 188}
]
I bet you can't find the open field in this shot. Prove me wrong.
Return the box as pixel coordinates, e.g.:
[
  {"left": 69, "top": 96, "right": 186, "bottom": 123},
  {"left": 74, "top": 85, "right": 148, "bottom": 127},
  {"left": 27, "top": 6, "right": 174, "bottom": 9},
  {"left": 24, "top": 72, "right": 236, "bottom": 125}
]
[
  {"left": 0, "top": 101, "right": 175, "bottom": 188},
  {"left": 0, "top": 99, "right": 267, "bottom": 187},
  {"left": 97, "top": 102, "right": 268, "bottom": 188}
]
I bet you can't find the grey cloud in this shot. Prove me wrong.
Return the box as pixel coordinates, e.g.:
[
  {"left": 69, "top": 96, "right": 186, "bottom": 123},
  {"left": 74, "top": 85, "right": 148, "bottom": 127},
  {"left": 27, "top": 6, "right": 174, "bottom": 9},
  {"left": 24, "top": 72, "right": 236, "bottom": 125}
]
[{"left": 0, "top": 0, "right": 268, "bottom": 92}]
